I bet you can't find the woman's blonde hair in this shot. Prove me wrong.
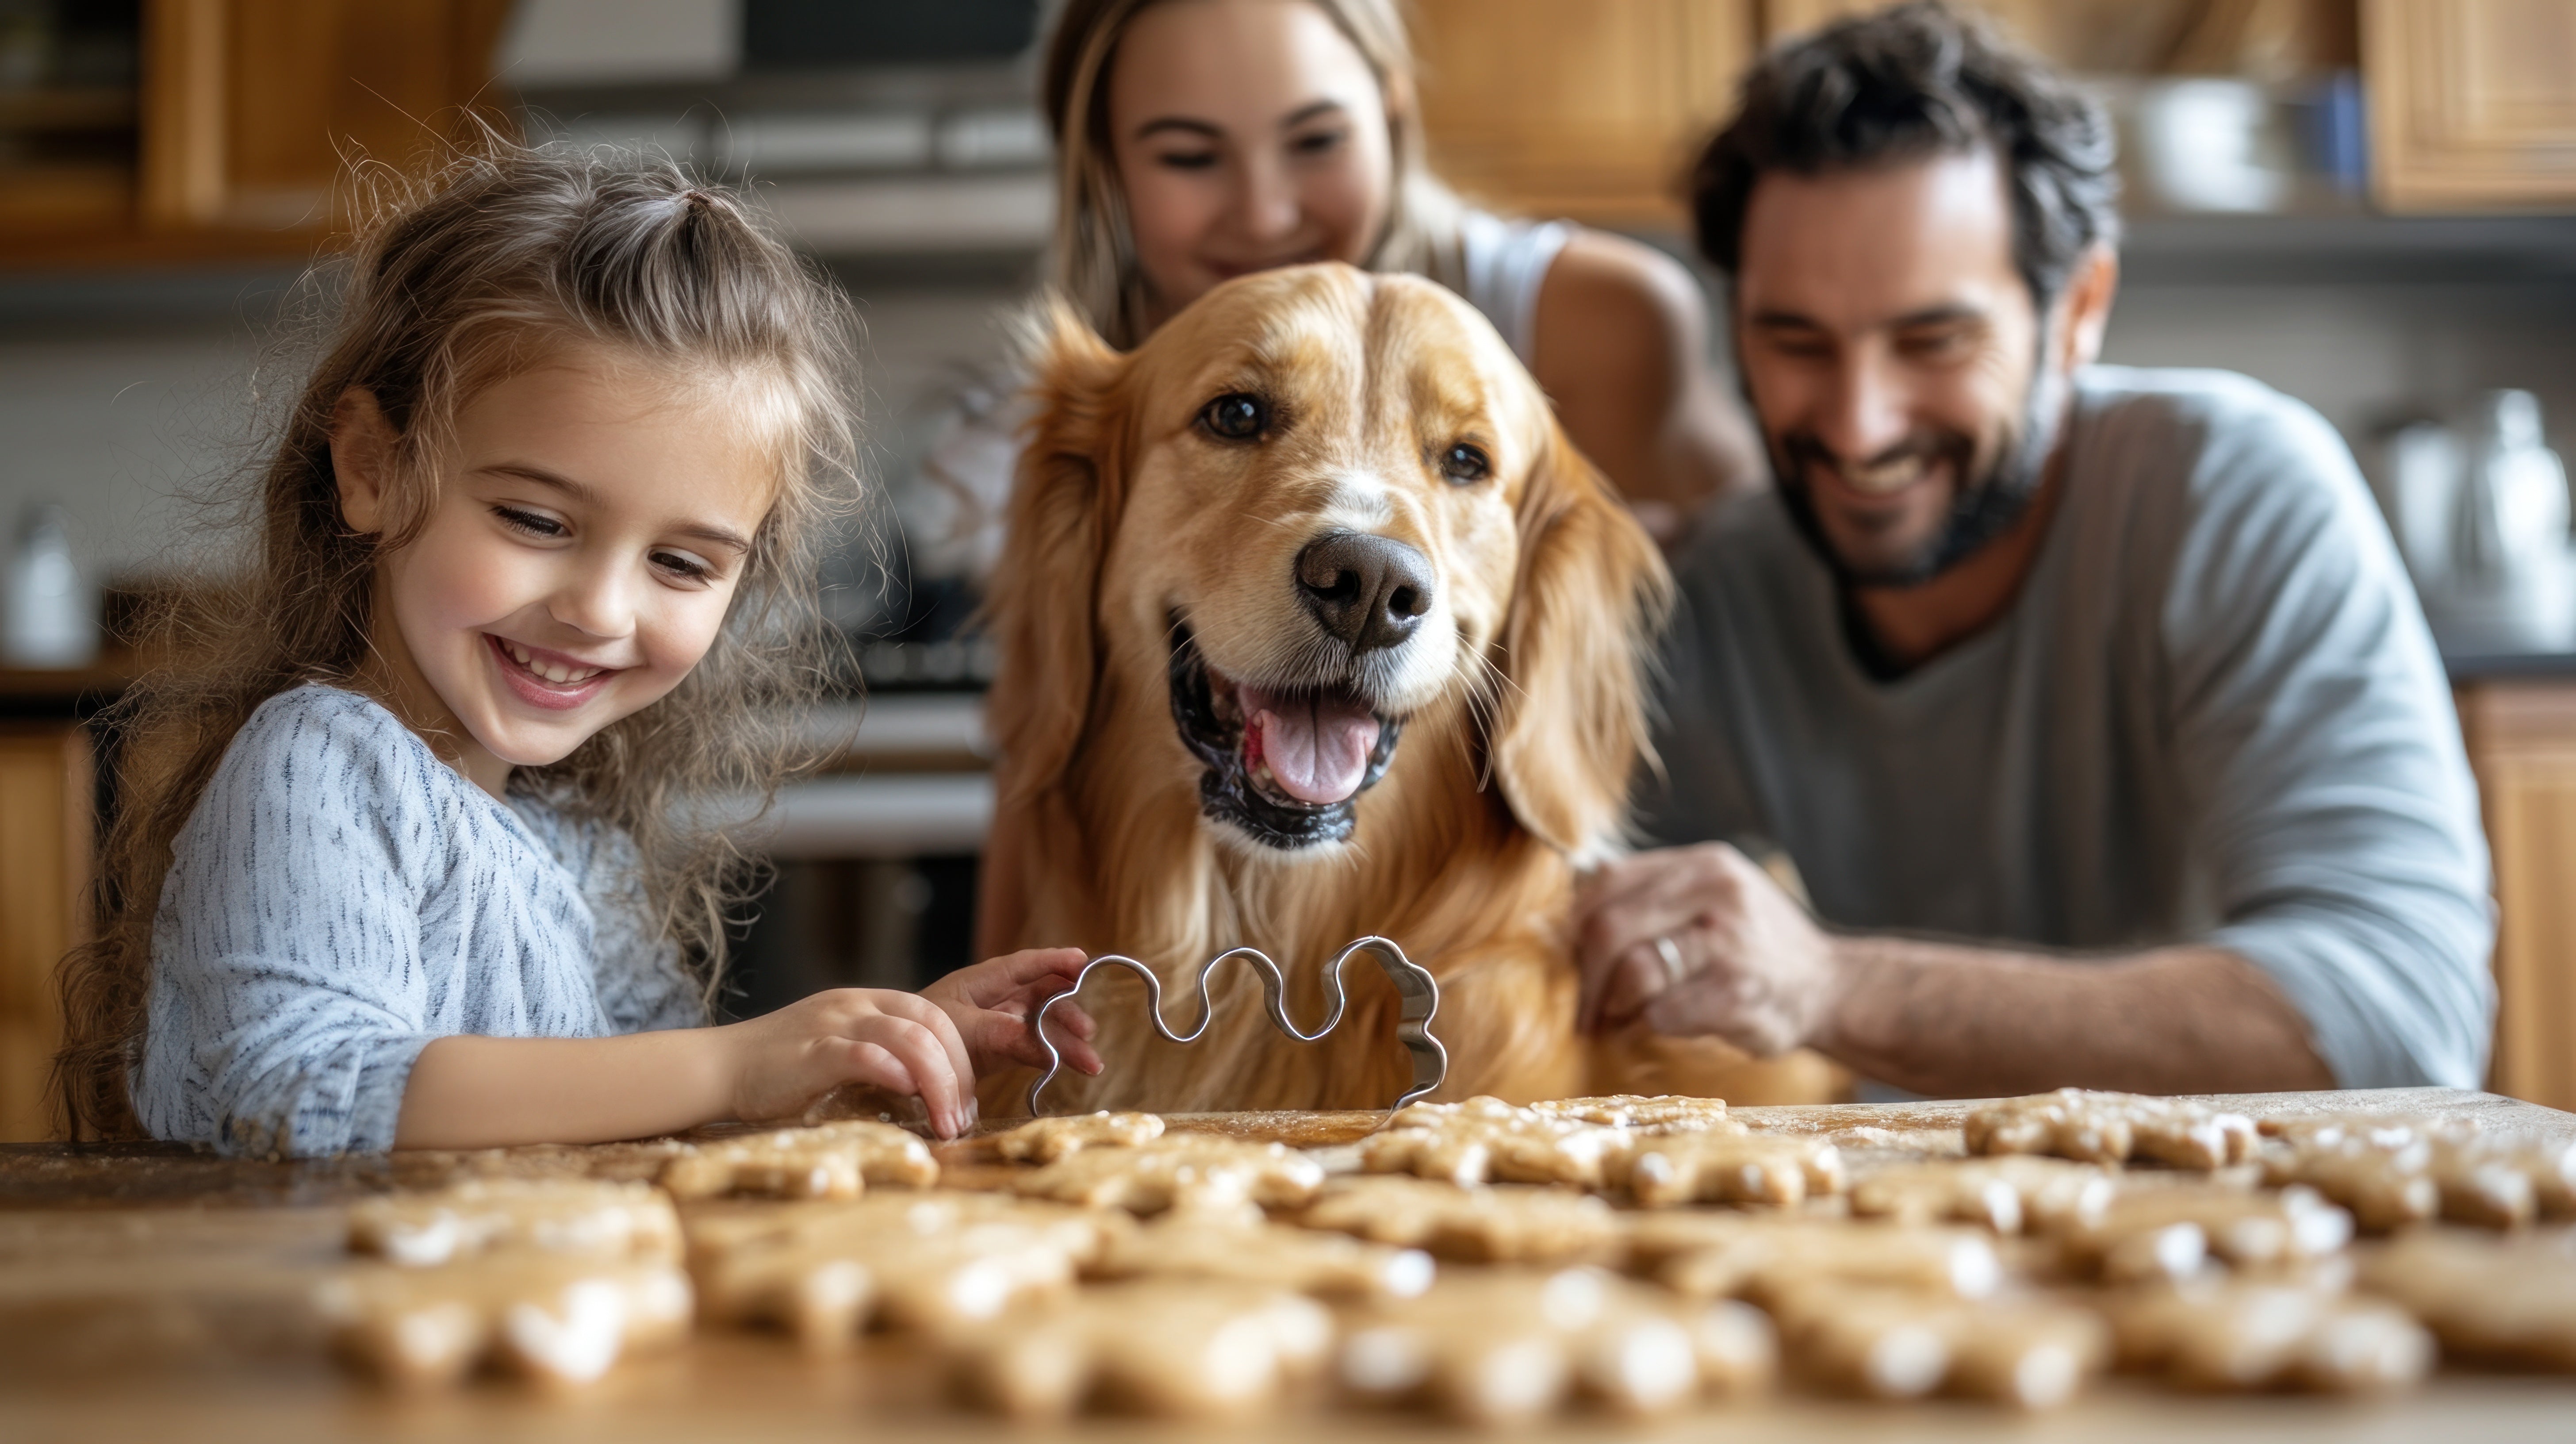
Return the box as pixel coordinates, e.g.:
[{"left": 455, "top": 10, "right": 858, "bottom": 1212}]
[
  {"left": 1041, "top": 0, "right": 1466, "bottom": 349},
  {"left": 52, "top": 141, "right": 859, "bottom": 1139}
]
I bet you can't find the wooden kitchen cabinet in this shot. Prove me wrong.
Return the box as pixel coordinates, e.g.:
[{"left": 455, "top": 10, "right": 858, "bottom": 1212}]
[
  {"left": 0, "top": 724, "right": 92, "bottom": 1143},
  {"left": 1423, "top": 0, "right": 2576, "bottom": 221},
  {"left": 1410, "top": 0, "right": 1757, "bottom": 227},
  {"left": 2363, "top": 0, "right": 2576, "bottom": 212},
  {"left": 1408, "top": 0, "right": 2354, "bottom": 227},
  {"left": 2457, "top": 680, "right": 2576, "bottom": 1115},
  {"left": 1755, "top": 0, "right": 2354, "bottom": 73},
  {"left": 0, "top": 0, "right": 512, "bottom": 269},
  {"left": 1762, "top": 0, "right": 2056, "bottom": 49}
]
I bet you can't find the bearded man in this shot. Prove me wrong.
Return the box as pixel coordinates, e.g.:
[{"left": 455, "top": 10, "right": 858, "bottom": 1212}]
[{"left": 1576, "top": 1, "right": 2492, "bottom": 1096}]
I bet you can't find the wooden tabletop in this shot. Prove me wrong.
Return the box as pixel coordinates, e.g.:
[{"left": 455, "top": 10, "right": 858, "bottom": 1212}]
[{"left": 4, "top": 1087, "right": 2571, "bottom": 1443}]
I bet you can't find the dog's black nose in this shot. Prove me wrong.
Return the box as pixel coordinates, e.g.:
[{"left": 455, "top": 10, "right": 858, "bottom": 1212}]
[{"left": 1295, "top": 531, "right": 1433, "bottom": 653}]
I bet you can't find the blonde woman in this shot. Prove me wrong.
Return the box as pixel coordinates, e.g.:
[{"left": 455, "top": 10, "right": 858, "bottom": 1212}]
[{"left": 916, "top": 0, "right": 1756, "bottom": 575}]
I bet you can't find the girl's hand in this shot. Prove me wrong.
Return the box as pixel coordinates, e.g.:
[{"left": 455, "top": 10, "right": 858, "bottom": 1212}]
[
  {"left": 923, "top": 947, "right": 1104, "bottom": 1079},
  {"left": 719, "top": 988, "right": 979, "bottom": 1138}
]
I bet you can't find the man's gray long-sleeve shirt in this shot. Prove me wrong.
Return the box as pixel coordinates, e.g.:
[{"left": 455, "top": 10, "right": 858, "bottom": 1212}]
[{"left": 1642, "top": 366, "right": 2494, "bottom": 1089}]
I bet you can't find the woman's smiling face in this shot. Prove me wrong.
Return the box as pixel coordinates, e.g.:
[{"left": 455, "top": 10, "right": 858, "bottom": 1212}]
[
  {"left": 1108, "top": 0, "right": 1395, "bottom": 330},
  {"left": 332, "top": 343, "right": 777, "bottom": 794}
]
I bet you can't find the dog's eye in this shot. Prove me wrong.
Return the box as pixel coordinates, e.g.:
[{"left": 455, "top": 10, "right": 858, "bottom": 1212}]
[
  {"left": 1439, "top": 442, "right": 1491, "bottom": 484},
  {"left": 1200, "top": 393, "right": 1269, "bottom": 441}
]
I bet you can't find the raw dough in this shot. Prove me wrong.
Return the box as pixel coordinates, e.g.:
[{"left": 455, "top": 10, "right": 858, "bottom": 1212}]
[
  {"left": 944, "top": 1280, "right": 1332, "bottom": 1421},
  {"left": 2357, "top": 1227, "right": 2576, "bottom": 1369},
  {"left": 1090, "top": 1212, "right": 1434, "bottom": 1300},
  {"left": 1334, "top": 1266, "right": 1775, "bottom": 1423},
  {"left": 1620, "top": 1129, "right": 1849, "bottom": 1208},
  {"left": 1625, "top": 1212, "right": 2005, "bottom": 1304},
  {"left": 1766, "top": 1280, "right": 2109, "bottom": 1409},
  {"left": 1294, "top": 1175, "right": 1623, "bottom": 1264},
  {"left": 1526, "top": 1094, "right": 1733, "bottom": 1133},
  {"left": 1010, "top": 1135, "right": 1324, "bottom": 1214},
  {"left": 659, "top": 1120, "right": 939, "bottom": 1201},
  {"left": 2259, "top": 1116, "right": 2576, "bottom": 1230},
  {"left": 1849, "top": 1156, "right": 2116, "bottom": 1234},
  {"left": 348, "top": 1177, "right": 680, "bottom": 1267},
  {"left": 1360, "top": 1096, "right": 1629, "bottom": 1188},
  {"left": 2106, "top": 1277, "right": 2433, "bottom": 1392},
  {"left": 2062, "top": 1183, "right": 2353, "bottom": 1283},
  {"left": 994, "top": 1110, "right": 1166, "bottom": 1162},
  {"left": 315, "top": 1254, "right": 690, "bottom": 1389},
  {"left": 684, "top": 1191, "right": 1125, "bottom": 1344},
  {"left": 1966, "top": 1089, "right": 2256, "bottom": 1170}
]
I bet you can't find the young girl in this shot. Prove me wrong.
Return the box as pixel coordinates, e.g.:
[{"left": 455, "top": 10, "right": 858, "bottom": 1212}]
[{"left": 52, "top": 145, "right": 1097, "bottom": 1157}]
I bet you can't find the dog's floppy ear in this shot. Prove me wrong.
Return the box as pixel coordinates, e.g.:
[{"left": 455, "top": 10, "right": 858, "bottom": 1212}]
[
  {"left": 1487, "top": 420, "right": 1675, "bottom": 857},
  {"left": 983, "top": 294, "right": 1129, "bottom": 809}
]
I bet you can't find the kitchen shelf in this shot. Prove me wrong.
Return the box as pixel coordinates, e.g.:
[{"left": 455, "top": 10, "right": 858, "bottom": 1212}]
[
  {"left": 0, "top": 162, "right": 130, "bottom": 230},
  {"left": 2444, "top": 648, "right": 2576, "bottom": 683},
  {"left": 0, "top": 84, "right": 136, "bottom": 130},
  {"left": 2119, "top": 213, "right": 2576, "bottom": 286}
]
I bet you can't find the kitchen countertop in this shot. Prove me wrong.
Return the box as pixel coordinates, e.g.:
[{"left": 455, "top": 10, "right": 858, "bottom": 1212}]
[
  {"left": 4, "top": 1087, "right": 2571, "bottom": 1442},
  {"left": 2443, "top": 647, "right": 2576, "bottom": 681}
]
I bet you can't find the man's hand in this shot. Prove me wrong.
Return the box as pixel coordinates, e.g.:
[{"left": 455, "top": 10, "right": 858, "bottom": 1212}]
[{"left": 1575, "top": 842, "right": 1841, "bottom": 1055}]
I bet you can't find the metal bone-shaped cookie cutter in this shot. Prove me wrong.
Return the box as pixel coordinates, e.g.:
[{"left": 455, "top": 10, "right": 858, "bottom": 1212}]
[{"left": 1024, "top": 935, "right": 1447, "bottom": 1117}]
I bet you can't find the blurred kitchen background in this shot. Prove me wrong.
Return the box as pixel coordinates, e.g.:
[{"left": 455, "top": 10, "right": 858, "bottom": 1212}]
[{"left": 4, "top": 0, "right": 2576, "bottom": 1137}]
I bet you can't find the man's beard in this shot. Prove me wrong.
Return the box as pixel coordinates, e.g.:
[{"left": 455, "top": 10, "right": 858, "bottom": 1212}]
[{"left": 1768, "top": 369, "right": 2066, "bottom": 589}]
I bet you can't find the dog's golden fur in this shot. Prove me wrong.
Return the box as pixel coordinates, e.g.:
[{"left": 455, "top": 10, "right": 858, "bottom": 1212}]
[{"left": 978, "top": 263, "right": 1810, "bottom": 1114}]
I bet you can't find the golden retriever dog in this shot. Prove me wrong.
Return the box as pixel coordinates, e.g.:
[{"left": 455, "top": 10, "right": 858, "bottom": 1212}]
[{"left": 977, "top": 262, "right": 1821, "bottom": 1114}]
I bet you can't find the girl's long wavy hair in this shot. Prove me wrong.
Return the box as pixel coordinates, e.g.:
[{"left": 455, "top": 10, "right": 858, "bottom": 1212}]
[
  {"left": 1041, "top": 0, "right": 1471, "bottom": 350},
  {"left": 52, "top": 142, "right": 861, "bottom": 1140}
]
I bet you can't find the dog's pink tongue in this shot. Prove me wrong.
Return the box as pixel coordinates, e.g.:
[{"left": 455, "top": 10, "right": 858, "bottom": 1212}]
[{"left": 1242, "top": 685, "right": 1380, "bottom": 805}]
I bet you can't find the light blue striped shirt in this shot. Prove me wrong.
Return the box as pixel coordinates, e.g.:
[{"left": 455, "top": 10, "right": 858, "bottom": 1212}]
[{"left": 134, "top": 684, "right": 705, "bottom": 1157}]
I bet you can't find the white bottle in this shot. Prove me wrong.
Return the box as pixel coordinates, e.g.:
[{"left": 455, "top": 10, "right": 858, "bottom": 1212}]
[
  {"left": 3, "top": 501, "right": 99, "bottom": 669},
  {"left": 2443, "top": 391, "right": 2575, "bottom": 653},
  {"left": 2375, "top": 421, "right": 2457, "bottom": 593}
]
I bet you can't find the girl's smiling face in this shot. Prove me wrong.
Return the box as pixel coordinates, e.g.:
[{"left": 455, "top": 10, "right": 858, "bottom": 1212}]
[{"left": 332, "top": 343, "right": 778, "bottom": 795}]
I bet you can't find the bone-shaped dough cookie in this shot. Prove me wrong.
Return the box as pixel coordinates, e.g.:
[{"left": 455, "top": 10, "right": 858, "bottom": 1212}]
[
  {"left": 1763, "top": 1280, "right": 2109, "bottom": 1409},
  {"left": 2261, "top": 1117, "right": 2576, "bottom": 1230},
  {"left": 2357, "top": 1227, "right": 2576, "bottom": 1369},
  {"left": 994, "top": 1110, "right": 1166, "bottom": 1162},
  {"left": 1089, "top": 1212, "right": 1433, "bottom": 1300},
  {"left": 2258, "top": 1128, "right": 2440, "bottom": 1232},
  {"left": 659, "top": 1119, "right": 938, "bottom": 1201},
  {"left": 315, "top": 1254, "right": 691, "bottom": 1389},
  {"left": 1849, "top": 1156, "right": 2116, "bottom": 1234},
  {"left": 685, "top": 1191, "right": 1126, "bottom": 1344},
  {"left": 2105, "top": 1277, "right": 2433, "bottom": 1392},
  {"left": 2424, "top": 1134, "right": 2576, "bottom": 1227},
  {"left": 1619, "top": 1128, "right": 1849, "bottom": 1208},
  {"left": 944, "top": 1280, "right": 1333, "bottom": 1421},
  {"left": 1624, "top": 1212, "right": 2005, "bottom": 1304},
  {"left": 1294, "top": 1175, "right": 1623, "bottom": 1264},
  {"left": 1360, "top": 1096, "right": 1629, "bottom": 1188},
  {"left": 1966, "top": 1089, "right": 2256, "bottom": 1169},
  {"left": 1526, "top": 1094, "right": 1733, "bottom": 1133},
  {"left": 348, "top": 1178, "right": 681, "bottom": 1267},
  {"left": 1010, "top": 1135, "right": 1323, "bottom": 1214},
  {"left": 1335, "top": 1267, "right": 1776, "bottom": 1424},
  {"left": 2062, "top": 1183, "right": 2352, "bottom": 1283}
]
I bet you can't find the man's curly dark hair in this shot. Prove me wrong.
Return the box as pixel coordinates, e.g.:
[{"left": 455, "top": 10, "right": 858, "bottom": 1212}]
[{"left": 1690, "top": 0, "right": 2120, "bottom": 307}]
